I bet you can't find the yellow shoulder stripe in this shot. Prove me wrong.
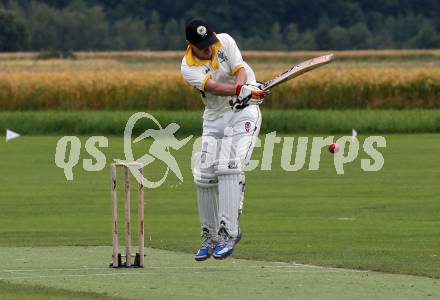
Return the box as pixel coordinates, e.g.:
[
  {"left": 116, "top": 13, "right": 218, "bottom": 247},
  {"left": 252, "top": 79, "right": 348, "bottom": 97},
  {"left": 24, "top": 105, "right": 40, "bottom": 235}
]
[
  {"left": 201, "top": 74, "right": 211, "bottom": 92},
  {"left": 231, "top": 64, "right": 244, "bottom": 75}
]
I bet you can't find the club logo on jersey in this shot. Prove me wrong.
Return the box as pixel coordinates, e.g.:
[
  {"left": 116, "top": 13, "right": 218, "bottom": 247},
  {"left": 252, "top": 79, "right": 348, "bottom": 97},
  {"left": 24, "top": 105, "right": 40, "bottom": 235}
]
[
  {"left": 245, "top": 121, "right": 251, "bottom": 132},
  {"left": 228, "top": 161, "right": 238, "bottom": 169},
  {"left": 217, "top": 50, "right": 228, "bottom": 63},
  {"left": 197, "top": 26, "right": 207, "bottom": 37}
]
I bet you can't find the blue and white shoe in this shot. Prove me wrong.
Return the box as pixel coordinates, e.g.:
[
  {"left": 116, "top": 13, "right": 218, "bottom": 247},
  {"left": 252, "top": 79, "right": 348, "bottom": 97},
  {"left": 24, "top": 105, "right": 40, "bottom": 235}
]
[
  {"left": 194, "top": 230, "right": 216, "bottom": 261},
  {"left": 213, "top": 227, "right": 242, "bottom": 260}
]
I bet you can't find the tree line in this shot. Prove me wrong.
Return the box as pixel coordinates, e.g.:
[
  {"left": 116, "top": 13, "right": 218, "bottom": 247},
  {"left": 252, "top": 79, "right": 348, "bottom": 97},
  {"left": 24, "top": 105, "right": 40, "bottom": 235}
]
[{"left": 1, "top": 0, "right": 440, "bottom": 52}]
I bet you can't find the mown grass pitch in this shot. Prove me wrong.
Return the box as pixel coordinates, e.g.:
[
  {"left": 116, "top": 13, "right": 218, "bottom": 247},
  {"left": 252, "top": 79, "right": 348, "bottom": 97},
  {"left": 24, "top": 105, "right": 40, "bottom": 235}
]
[
  {"left": 0, "top": 134, "right": 439, "bottom": 298},
  {"left": 0, "top": 247, "right": 438, "bottom": 300}
]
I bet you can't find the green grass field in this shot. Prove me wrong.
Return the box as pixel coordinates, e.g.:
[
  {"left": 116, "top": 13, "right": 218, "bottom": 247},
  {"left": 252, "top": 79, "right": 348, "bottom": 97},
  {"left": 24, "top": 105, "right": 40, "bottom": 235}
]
[
  {"left": 0, "top": 133, "right": 439, "bottom": 299},
  {"left": 2, "top": 110, "right": 440, "bottom": 135}
]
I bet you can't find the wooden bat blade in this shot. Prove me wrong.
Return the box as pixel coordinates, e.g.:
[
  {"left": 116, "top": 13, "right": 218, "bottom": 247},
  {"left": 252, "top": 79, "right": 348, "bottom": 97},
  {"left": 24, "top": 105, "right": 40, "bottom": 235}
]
[{"left": 262, "top": 54, "right": 334, "bottom": 90}]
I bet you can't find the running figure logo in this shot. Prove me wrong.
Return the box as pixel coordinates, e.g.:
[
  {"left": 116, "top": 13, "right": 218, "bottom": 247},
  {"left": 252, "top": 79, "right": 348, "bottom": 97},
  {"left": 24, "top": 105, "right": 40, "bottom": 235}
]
[{"left": 121, "top": 112, "right": 193, "bottom": 188}]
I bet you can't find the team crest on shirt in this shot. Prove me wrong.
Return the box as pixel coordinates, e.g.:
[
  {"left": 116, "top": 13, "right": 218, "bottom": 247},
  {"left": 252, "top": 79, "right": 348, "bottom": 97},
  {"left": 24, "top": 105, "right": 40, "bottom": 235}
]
[
  {"left": 228, "top": 161, "right": 238, "bottom": 169},
  {"left": 245, "top": 121, "right": 251, "bottom": 132},
  {"left": 217, "top": 50, "right": 228, "bottom": 63}
]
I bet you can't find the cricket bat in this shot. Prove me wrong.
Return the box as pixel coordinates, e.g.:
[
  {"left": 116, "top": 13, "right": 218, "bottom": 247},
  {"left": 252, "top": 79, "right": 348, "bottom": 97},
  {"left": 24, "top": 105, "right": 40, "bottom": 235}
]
[{"left": 261, "top": 54, "right": 334, "bottom": 90}]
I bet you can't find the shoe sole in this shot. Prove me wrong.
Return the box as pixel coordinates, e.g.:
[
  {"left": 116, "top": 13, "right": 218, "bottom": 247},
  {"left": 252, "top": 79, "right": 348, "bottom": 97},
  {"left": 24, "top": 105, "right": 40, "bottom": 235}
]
[
  {"left": 213, "top": 255, "right": 228, "bottom": 260},
  {"left": 194, "top": 256, "right": 210, "bottom": 261}
]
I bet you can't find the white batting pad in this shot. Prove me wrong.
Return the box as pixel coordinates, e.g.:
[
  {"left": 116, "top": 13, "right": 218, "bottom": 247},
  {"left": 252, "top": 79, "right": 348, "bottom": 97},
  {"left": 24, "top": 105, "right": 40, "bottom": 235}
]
[
  {"left": 193, "top": 147, "right": 220, "bottom": 235},
  {"left": 239, "top": 173, "right": 245, "bottom": 217},
  {"left": 196, "top": 185, "right": 219, "bottom": 234},
  {"left": 218, "top": 173, "right": 241, "bottom": 238}
]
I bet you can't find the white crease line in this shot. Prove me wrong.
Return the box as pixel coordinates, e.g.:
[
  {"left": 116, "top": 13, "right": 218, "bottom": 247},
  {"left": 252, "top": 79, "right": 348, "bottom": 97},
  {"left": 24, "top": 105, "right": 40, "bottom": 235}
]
[
  {"left": 0, "top": 264, "right": 367, "bottom": 273},
  {"left": 1, "top": 268, "right": 114, "bottom": 272},
  {"left": 278, "top": 264, "right": 368, "bottom": 272},
  {"left": 0, "top": 266, "right": 227, "bottom": 272},
  {"left": 0, "top": 272, "right": 158, "bottom": 280},
  {"left": 0, "top": 269, "right": 361, "bottom": 281},
  {"left": 265, "top": 270, "right": 365, "bottom": 274}
]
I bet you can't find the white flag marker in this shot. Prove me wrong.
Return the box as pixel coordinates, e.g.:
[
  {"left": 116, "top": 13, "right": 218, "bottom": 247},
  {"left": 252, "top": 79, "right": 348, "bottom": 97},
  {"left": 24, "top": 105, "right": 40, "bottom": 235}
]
[
  {"left": 352, "top": 129, "right": 358, "bottom": 142},
  {"left": 6, "top": 129, "right": 20, "bottom": 142}
]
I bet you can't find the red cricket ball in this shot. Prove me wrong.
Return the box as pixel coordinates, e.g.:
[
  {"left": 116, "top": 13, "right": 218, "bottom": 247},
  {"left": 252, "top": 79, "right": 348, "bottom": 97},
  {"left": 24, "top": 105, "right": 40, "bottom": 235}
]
[{"left": 328, "top": 143, "right": 340, "bottom": 154}]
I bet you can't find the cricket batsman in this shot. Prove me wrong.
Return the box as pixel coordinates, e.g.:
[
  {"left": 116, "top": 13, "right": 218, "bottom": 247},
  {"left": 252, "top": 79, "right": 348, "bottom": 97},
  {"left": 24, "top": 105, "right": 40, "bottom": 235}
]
[{"left": 181, "top": 20, "right": 269, "bottom": 260}]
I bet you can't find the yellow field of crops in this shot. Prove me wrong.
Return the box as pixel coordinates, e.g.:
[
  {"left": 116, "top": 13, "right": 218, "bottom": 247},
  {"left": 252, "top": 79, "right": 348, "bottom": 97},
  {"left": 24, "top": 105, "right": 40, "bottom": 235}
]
[
  {"left": 0, "top": 71, "right": 199, "bottom": 110},
  {"left": 0, "top": 65, "right": 439, "bottom": 110},
  {"left": 0, "top": 50, "right": 439, "bottom": 110}
]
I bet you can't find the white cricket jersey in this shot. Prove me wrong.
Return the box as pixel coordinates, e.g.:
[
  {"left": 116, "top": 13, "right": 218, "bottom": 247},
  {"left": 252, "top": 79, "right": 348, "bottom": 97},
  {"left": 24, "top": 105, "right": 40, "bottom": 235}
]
[{"left": 181, "top": 33, "right": 256, "bottom": 120}]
